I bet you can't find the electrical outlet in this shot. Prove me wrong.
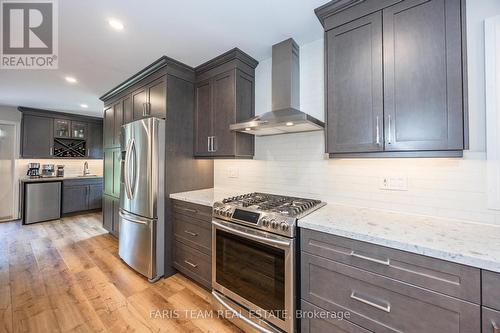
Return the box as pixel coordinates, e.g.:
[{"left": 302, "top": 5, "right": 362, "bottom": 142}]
[
  {"left": 228, "top": 167, "right": 239, "bottom": 178},
  {"left": 379, "top": 176, "right": 408, "bottom": 191}
]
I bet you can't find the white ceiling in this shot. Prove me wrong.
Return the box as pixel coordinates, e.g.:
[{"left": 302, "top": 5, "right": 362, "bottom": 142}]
[{"left": 0, "top": 0, "right": 325, "bottom": 118}]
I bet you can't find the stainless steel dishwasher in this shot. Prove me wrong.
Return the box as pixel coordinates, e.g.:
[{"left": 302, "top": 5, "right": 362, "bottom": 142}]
[{"left": 24, "top": 181, "right": 62, "bottom": 224}]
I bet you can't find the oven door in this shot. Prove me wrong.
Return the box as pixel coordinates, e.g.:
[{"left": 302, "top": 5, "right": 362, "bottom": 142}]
[{"left": 212, "top": 219, "right": 295, "bottom": 333}]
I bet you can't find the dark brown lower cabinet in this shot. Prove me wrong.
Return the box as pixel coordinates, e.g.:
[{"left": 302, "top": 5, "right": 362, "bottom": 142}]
[
  {"left": 103, "top": 194, "right": 119, "bottom": 238},
  {"left": 88, "top": 184, "right": 103, "bottom": 210},
  {"left": 300, "top": 229, "right": 481, "bottom": 333},
  {"left": 172, "top": 200, "right": 212, "bottom": 289},
  {"left": 173, "top": 241, "right": 211, "bottom": 288},
  {"left": 301, "top": 300, "right": 371, "bottom": 333},
  {"left": 62, "top": 179, "right": 103, "bottom": 214},
  {"left": 483, "top": 307, "right": 500, "bottom": 333},
  {"left": 62, "top": 185, "right": 88, "bottom": 214}
]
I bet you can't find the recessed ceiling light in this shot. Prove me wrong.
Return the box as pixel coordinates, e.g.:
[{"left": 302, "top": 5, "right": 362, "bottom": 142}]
[
  {"left": 80, "top": 104, "right": 88, "bottom": 108},
  {"left": 286, "top": 122, "right": 294, "bottom": 126},
  {"left": 108, "top": 18, "right": 124, "bottom": 31},
  {"left": 245, "top": 128, "right": 252, "bottom": 131},
  {"left": 65, "top": 76, "right": 77, "bottom": 83}
]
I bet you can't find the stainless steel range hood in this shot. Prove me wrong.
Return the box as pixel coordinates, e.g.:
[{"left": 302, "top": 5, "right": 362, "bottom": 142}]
[{"left": 230, "top": 38, "right": 325, "bottom": 136}]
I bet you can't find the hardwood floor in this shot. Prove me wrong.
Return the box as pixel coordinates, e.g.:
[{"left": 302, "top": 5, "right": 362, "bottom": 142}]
[{"left": 0, "top": 213, "right": 243, "bottom": 333}]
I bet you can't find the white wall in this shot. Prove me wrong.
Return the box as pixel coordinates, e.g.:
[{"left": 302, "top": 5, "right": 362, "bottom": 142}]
[
  {"left": 0, "top": 105, "right": 22, "bottom": 124},
  {"left": 214, "top": 1, "right": 500, "bottom": 225}
]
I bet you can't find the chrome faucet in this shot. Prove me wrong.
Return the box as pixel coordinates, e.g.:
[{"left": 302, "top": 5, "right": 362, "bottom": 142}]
[{"left": 83, "top": 161, "right": 90, "bottom": 176}]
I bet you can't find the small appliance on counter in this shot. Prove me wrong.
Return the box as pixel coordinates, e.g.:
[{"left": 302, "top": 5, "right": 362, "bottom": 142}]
[
  {"left": 26, "top": 163, "right": 40, "bottom": 178},
  {"left": 41, "top": 164, "right": 55, "bottom": 177},
  {"left": 56, "top": 165, "right": 65, "bottom": 177}
]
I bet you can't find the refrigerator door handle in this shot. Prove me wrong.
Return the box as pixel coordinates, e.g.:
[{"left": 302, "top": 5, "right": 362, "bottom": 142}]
[
  {"left": 124, "top": 138, "right": 136, "bottom": 200},
  {"left": 129, "top": 138, "right": 137, "bottom": 199},
  {"left": 123, "top": 139, "right": 131, "bottom": 199}
]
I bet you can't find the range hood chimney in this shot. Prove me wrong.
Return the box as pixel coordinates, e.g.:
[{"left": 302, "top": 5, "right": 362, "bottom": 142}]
[{"left": 230, "top": 38, "right": 325, "bottom": 136}]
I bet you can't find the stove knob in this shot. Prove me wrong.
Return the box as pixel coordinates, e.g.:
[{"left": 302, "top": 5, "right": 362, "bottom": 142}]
[
  {"left": 214, "top": 207, "right": 220, "bottom": 215},
  {"left": 280, "top": 223, "right": 289, "bottom": 231},
  {"left": 271, "top": 219, "right": 278, "bottom": 229},
  {"left": 262, "top": 218, "right": 270, "bottom": 227}
]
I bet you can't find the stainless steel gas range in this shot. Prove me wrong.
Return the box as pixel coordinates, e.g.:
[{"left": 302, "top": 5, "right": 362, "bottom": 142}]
[{"left": 211, "top": 193, "right": 326, "bottom": 333}]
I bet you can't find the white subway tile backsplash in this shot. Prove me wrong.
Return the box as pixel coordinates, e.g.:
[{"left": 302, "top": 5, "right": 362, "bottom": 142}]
[
  {"left": 215, "top": 131, "right": 499, "bottom": 225},
  {"left": 17, "top": 159, "right": 103, "bottom": 178}
]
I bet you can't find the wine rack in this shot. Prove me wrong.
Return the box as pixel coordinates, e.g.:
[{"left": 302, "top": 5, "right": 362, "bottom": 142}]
[{"left": 53, "top": 138, "right": 87, "bottom": 158}]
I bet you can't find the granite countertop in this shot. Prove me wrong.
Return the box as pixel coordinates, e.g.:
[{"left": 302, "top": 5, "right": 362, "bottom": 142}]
[
  {"left": 21, "top": 175, "right": 103, "bottom": 183},
  {"left": 169, "top": 188, "right": 242, "bottom": 207},
  {"left": 299, "top": 204, "right": 500, "bottom": 273}
]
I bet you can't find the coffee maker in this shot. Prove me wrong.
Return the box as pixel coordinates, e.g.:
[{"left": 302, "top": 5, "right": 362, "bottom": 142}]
[
  {"left": 41, "top": 164, "right": 55, "bottom": 177},
  {"left": 26, "top": 163, "right": 40, "bottom": 178}
]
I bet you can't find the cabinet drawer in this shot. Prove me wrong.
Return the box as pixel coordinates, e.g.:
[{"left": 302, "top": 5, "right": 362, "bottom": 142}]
[
  {"left": 172, "top": 200, "right": 212, "bottom": 222},
  {"left": 483, "top": 307, "right": 500, "bottom": 333},
  {"left": 301, "top": 229, "right": 480, "bottom": 303},
  {"left": 173, "top": 241, "right": 211, "bottom": 289},
  {"left": 173, "top": 213, "right": 211, "bottom": 255},
  {"left": 301, "top": 252, "right": 480, "bottom": 333},
  {"left": 301, "top": 300, "right": 372, "bottom": 333},
  {"left": 483, "top": 270, "right": 500, "bottom": 311},
  {"left": 63, "top": 178, "right": 103, "bottom": 187}
]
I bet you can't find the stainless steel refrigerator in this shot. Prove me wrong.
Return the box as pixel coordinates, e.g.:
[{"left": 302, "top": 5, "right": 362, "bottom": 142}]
[{"left": 119, "top": 117, "right": 165, "bottom": 282}]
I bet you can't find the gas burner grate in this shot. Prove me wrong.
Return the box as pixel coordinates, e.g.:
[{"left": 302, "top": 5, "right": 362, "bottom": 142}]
[{"left": 221, "top": 193, "right": 323, "bottom": 218}]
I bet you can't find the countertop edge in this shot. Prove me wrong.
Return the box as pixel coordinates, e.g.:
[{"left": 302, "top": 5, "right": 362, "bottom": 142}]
[
  {"left": 298, "top": 220, "right": 500, "bottom": 273},
  {"left": 169, "top": 194, "right": 213, "bottom": 207},
  {"left": 21, "top": 176, "right": 104, "bottom": 183}
]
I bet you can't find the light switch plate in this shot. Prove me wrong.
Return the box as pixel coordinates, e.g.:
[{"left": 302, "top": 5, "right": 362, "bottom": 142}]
[
  {"left": 228, "top": 167, "right": 239, "bottom": 178},
  {"left": 379, "top": 176, "right": 408, "bottom": 191}
]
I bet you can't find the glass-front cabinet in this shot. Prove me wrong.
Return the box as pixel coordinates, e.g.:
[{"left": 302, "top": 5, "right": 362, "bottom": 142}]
[
  {"left": 71, "top": 121, "right": 87, "bottom": 139},
  {"left": 54, "top": 119, "right": 70, "bottom": 138},
  {"left": 54, "top": 119, "right": 88, "bottom": 139}
]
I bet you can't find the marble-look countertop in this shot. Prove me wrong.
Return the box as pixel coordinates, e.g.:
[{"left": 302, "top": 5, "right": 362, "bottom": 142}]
[
  {"left": 299, "top": 204, "right": 500, "bottom": 273},
  {"left": 169, "top": 188, "right": 242, "bottom": 207},
  {"left": 168, "top": 188, "right": 500, "bottom": 273},
  {"left": 21, "top": 175, "right": 103, "bottom": 183}
]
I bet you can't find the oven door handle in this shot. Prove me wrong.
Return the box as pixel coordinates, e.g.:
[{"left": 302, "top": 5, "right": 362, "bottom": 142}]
[
  {"left": 212, "top": 220, "right": 291, "bottom": 248},
  {"left": 212, "top": 291, "right": 278, "bottom": 333}
]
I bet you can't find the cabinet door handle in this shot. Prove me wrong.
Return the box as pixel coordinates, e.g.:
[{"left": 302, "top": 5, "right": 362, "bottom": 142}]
[
  {"left": 208, "top": 136, "right": 211, "bottom": 152},
  {"left": 184, "top": 260, "right": 198, "bottom": 268},
  {"left": 184, "top": 230, "right": 198, "bottom": 237},
  {"left": 387, "top": 115, "right": 392, "bottom": 144},
  {"left": 50, "top": 147, "right": 53, "bottom": 156},
  {"left": 375, "top": 116, "right": 381, "bottom": 145},
  {"left": 212, "top": 136, "right": 217, "bottom": 152},
  {"left": 176, "top": 206, "right": 198, "bottom": 214},
  {"left": 351, "top": 251, "right": 390, "bottom": 266},
  {"left": 493, "top": 321, "right": 500, "bottom": 333},
  {"left": 142, "top": 103, "right": 149, "bottom": 117},
  {"left": 350, "top": 291, "right": 391, "bottom": 313}
]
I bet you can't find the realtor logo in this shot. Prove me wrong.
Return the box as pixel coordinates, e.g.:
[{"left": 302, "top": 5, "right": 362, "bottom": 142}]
[{"left": 1, "top": 0, "right": 58, "bottom": 69}]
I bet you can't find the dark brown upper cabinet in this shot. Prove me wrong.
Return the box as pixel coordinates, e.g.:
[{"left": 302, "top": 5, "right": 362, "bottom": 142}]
[
  {"left": 20, "top": 108, "right": 102, "bottom": 159},
  {"left": 131, "top": 76, "right": 167, "bottom": 121},
  {"left": 326, "top": 12, "right": 383, "bottom": 154},
  {"left": 22, "top": 114, "right": 54, "bottom": 158},
  {"left": 316, "top": 0, "right": 467, "bottom": 158},
  {"left": 194, "top": 79, "right": 213, "bottom": 156},
  {"left": 194, "top": 48, "right": 258, "bottom": 158},
  {"left": 103, "top": 100, "right": 124, "bottom": 149},
  {"left": 383, "top": 0, "right": 464, "bottom": 152}
]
